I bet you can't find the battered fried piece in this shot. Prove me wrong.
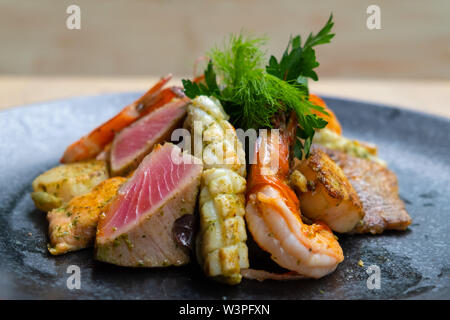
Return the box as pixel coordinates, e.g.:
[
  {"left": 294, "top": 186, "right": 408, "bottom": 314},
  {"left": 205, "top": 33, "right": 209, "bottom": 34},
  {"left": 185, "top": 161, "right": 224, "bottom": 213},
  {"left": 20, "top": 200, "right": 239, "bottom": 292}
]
[
  {"left": 317, "top": 146, "right": 412, "bottom": 234},
  {"left": 292, "top": 149, "right": 364, "bottom": 233},
  {"left": 47, "top": 177, "right": 126, "bottom": 255}
]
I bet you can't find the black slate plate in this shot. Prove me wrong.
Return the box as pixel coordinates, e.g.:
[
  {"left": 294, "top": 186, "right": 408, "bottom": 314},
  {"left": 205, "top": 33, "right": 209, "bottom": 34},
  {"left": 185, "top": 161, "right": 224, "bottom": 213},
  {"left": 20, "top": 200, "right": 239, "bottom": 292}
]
[{"left": 0, "top": 93, "right": 449, "bottom": 300}]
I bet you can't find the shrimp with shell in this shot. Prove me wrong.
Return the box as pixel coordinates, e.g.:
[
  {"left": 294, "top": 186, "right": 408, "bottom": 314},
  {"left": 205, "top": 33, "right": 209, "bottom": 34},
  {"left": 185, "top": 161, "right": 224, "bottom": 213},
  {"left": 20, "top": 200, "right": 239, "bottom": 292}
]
[{"left": 61, "top": 75, "right": 188, "bottom": 163}]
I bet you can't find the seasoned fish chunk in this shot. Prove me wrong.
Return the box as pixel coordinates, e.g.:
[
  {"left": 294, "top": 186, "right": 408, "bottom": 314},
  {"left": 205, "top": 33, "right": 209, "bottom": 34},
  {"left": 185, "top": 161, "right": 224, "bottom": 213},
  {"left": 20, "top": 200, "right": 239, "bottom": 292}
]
[
  {"left": 292, "top": 149, "right": 364, "bottom": 233},
  {"left": 318, "top": 146, "right": 412, "bottom": 234},
  {"left": 31, "top": 160, "right": 108, "bottom": 211},
  {"left": 47, "top": 177, "right": 126, "bottom": 255}
]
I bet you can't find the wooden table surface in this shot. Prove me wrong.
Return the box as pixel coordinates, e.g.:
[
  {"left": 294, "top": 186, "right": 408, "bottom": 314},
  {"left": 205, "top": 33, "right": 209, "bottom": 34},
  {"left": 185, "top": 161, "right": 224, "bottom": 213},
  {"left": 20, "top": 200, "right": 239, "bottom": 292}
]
[{"left": 0, "top": 76, "right": 449, "bottom": 119}]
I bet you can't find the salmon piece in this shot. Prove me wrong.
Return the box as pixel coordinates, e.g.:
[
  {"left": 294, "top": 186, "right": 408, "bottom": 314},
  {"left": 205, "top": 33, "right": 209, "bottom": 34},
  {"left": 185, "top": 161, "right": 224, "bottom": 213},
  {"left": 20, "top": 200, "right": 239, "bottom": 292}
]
[
  {"left": 95, "top": 143, "right": 203, "bottom": 267},
  {"left": 110, "top": 99, "right": 188, "bottom": 176},
  {"left": 317, "top": 146, "right": 412, "bottom": 234},
  {"left": 47, "top": 177, "right": 126, "bottom": 255}
]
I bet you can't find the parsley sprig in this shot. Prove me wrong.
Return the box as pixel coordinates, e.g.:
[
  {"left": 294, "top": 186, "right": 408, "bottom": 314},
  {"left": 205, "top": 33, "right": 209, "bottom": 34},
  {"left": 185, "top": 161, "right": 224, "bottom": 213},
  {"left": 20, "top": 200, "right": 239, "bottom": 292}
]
[
  {"left": 182, "top": 61, "right": 220, "bottom": 98},
  {"left": 183, "top": 14, "right": 334, "bottom": 159},
  {"left": 267, "top": 14, "right": 334, "bottom": 89}
]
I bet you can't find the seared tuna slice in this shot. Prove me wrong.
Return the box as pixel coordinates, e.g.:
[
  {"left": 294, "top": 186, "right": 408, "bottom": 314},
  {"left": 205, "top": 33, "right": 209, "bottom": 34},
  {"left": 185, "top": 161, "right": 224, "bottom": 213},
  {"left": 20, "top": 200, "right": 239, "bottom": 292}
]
[
  {"left": 95, "top": 143, "right": 203, "bottom": 267},
  {"left": 110, "top": 99, "right": 188, "bottom": 176}
]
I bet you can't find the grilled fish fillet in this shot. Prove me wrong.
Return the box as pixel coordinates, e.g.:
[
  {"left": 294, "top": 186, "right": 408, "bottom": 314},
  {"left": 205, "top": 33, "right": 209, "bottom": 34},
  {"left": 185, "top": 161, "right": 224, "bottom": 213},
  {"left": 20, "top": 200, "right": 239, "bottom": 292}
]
[
  {"left": 316, "top": 146, "right": 412, "bottom": 234},
  {"left": 47, "top": 177, "right": 126, "bottom": 255}
]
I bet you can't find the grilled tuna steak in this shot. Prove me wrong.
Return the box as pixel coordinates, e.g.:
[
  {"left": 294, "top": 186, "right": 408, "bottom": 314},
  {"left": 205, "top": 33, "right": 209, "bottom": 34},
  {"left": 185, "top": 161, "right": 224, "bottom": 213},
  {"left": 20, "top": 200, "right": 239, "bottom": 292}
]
[
  {"left": 317, "top": 146, "right": 412, "bottom": 234},
  {"left": 95, "top": 143, "right": 203, "bottom": 267},
  {"left": 110, "top": 99, "right": 188, "bottom": 176}
]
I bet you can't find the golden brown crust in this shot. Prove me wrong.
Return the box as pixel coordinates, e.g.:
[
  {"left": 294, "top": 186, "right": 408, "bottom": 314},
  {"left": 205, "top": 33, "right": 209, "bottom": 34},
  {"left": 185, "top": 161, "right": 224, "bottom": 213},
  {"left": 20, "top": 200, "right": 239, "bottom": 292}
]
[
  {"left": 47, "top": 177, "right": 126, "bottom": 255},
  {"left": 315, "top": 145, "right": 412, "bottom": 234},
  {"left": 296, "top": 150, "right": 362, "bottom": 211}
]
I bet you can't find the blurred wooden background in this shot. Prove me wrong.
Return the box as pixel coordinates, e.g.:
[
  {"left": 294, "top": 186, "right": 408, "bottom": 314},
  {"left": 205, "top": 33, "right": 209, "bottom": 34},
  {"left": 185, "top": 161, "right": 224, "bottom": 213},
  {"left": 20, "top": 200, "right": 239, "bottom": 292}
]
[
  {"left": 1, "top": 0, "right": 449, "bottom": 79},
  {"left": 0, "top": 1, "right": 448, "bottom": 117}
]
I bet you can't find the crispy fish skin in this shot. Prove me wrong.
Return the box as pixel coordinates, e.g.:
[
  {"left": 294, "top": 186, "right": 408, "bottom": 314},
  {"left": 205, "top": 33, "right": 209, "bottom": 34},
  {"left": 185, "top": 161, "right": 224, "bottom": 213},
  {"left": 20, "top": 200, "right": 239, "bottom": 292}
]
[
  {"left": 47, "top": 177, "right": 126, "bottom": 255},
  {"left": 317, "top": 146, "right": 412, "bottom": 234}
]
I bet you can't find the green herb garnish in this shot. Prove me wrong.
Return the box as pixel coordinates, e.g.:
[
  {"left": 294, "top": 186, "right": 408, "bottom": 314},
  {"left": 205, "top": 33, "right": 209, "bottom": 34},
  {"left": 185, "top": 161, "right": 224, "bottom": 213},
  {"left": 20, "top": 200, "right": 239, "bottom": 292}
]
[
  {"left": 182, "top": 61, "right": 220, "bottom": 98},
  {"left": 267, "top": 14, "right": 334, "bottom": 87},
  {"left": 183, "top": 14, "right": 334, "bottom": 158}
]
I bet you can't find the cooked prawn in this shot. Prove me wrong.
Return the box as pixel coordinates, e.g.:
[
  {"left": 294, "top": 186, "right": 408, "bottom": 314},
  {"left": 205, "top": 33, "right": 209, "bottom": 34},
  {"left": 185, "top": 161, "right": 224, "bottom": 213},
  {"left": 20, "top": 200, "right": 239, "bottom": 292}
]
[
  {"left": 245, "top": 128, "right": 344, "bottom": 279},
  {"left": 60, "top": 75, "right": 187, "bottom": 163}
]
